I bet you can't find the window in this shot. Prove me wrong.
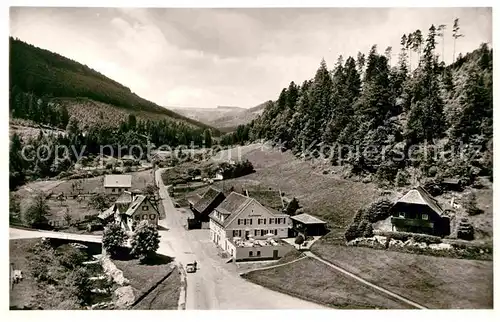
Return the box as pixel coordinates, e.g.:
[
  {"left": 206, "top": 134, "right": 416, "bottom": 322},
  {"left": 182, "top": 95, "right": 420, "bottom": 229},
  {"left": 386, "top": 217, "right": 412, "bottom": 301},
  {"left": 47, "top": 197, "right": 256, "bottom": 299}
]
[
  {"left": 263, "top": 218, "right": 266, "bottom": 225},
  {"left": 269, "top": 218, "right": 274, "bottom": 224},
  {"left": 238, "top": 219, "right": 241, "bottom": 225},
  {"left": 142, "top": 206, "right": 149, "bottom": 211},
  {"left": 249, "top": 251, "right": 253, "bottom": 257},
  {"left": 112, "top": 188, "right": 115, "bottom": 192},
  {"left": 255, "top": 229, "right": 260, "bottom": 236},
  {"left": 142, "top": 214, "right": 148, "bottom": 220},
  {"left": 398, "top": 212, "right": 406, "bottom": 218},
  {"left": 258, "top": 219, "right": 262, "bottom": 225},
  {"left": 257, "top": 251, "right": 261, "bottom": 257},
  {"left": 422, "top": 214, "right": 429, "bottom": 220},
  {"left": 249, "top": 219, "right": 252, "bottom": 225},
  {"left": 149, "top": 214, "right": 156, "bottom": 220}
]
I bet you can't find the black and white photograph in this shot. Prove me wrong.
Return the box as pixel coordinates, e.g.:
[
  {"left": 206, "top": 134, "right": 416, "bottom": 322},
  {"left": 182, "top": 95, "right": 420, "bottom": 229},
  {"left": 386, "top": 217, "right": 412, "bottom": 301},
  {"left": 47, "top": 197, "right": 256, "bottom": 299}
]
[{"left": 6, "top": 4, "right": 494, "bottom": 312}]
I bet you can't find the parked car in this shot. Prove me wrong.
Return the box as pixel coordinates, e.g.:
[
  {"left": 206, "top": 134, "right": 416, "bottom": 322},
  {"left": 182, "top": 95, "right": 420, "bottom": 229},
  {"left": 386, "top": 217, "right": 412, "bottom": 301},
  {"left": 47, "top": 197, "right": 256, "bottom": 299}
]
[{"left": 186, "top": 262, "right": 197, "bottom": 273}]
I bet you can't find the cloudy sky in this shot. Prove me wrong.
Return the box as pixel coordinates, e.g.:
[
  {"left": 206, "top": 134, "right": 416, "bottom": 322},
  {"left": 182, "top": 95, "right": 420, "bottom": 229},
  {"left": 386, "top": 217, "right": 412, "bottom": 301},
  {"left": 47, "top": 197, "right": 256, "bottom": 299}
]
[{"left": 10, "top": 7, "right": 491, "bottom": 109}]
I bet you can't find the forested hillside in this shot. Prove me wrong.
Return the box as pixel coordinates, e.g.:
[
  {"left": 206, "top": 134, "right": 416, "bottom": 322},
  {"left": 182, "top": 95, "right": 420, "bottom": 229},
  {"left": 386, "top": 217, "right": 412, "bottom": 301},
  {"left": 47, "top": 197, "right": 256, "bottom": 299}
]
[
  {"left": 226, "top": 22, "right": 493, "bottom": 187},
  {"left": 9, "top": 37, "right": 217, "bottom": 131}
]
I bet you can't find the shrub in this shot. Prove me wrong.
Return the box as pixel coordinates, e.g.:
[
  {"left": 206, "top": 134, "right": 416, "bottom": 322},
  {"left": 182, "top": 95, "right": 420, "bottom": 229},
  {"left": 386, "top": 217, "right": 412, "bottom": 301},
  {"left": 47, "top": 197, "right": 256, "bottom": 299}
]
[
  {"left": 31, "top": 260, "right": 50, "bottom": 282},
  {"left": 374, "top": 230, "right": 442, "bottom": 244},
  {"left": 285, "top": 197, "right": 300, "bottom": 216},
  {"left": 422, "top": 178, "right": 443, "bottom": 196},
  {"left": 365, "top": 198, "right": 393, "bottom": 223},
  {"left": 105, "top": 163, "right": 113, "bottom": 170},
  {"left": 89, "top": 194, "right": 110, "bottom": 211},
  {"left": 362, "top": 222, "right": 374, "bottom": 237},
  {"left": 294, "top": 234, "right": 305, "bottom": 248},
  {"left": 131, "top": 221, "right": 160, "bottom": 263},
  {"left": 395, "top": 169, "right": 410, "bottom": 187},
  {"left": 457, "top": 218, "right": 474, "bottom": 240},
  {"left": 67, "top": 268, "right": 92, "bottom": 306},
  {"left": 102, "top": 223, "right": 127, "bottom": 258},
  {"left": 57, "top": 244, "right": 87, "bottom": 269},
  {"left": 22, "top": 192, "right": 50, "bottom": 227},
  {"left": 344, "top": 209, "right": 364, "bottom": 241},
  {"left": 463, "top": 192, "right": 481, "bottom": 216}
]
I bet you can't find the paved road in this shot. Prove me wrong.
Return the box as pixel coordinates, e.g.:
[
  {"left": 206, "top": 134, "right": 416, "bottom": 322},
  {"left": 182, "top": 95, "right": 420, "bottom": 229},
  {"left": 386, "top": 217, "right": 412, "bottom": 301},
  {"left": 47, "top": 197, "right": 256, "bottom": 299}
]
[
  {"left": 9, "top": 228, "right": 102, "bottom": 243},
  {"left": 154, "top": 168, "right": 325, "bottom": 310}
]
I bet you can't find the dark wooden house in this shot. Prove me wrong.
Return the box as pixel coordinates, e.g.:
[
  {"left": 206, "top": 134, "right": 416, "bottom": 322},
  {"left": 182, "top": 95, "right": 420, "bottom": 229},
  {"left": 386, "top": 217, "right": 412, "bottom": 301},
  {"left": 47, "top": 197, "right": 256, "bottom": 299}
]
[
  {"left": 290, "top": 213, "right": 327, "bottom": 237},
  {"left": 190, "top": 187, "right": 226, "bottom": 223},
  {"left": 391, "top": 186, "right": 450, "bottom": 236}
]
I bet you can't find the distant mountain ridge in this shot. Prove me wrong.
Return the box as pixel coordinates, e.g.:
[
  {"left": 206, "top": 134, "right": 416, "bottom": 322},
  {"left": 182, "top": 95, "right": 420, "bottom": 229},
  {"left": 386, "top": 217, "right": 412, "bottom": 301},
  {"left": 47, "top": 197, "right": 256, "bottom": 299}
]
[{"left": 170, "top": 101, "right": 270, "bottom": 132}]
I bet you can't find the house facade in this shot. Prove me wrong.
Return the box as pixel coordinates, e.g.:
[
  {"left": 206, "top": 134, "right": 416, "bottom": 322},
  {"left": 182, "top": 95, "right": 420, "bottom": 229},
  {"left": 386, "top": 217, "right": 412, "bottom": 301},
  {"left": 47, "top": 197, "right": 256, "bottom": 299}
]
[
  {"left": 99, "top": 191, "right": 159, "bottom": 233},
  {"left": 104, "top": 174, "right": 132, "bottom": 195},
  {"left": 390, "top": 186, "right": 450, "bottom": 236},
  {"left": 209, "top": 192, "right": 290, "bottom": 255}
]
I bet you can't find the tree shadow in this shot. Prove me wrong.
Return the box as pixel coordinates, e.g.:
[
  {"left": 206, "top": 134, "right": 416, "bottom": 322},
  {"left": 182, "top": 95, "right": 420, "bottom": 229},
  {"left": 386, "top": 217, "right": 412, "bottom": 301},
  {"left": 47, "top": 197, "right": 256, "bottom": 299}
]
[{"left": 141, "top": 253, "right": 175, "bottom": 266}]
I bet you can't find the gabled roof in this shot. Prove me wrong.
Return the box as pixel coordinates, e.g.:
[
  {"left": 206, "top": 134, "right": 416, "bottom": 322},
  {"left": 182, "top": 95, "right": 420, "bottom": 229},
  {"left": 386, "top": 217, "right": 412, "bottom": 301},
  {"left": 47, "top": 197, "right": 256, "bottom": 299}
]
[
  {"left": 193, "top": 187, "right": 224, "bottom": 214},
  {"left": 125, "top": 195, "right": 159, "bottom": 217},
  {"left": 98, "top": 204, "right": 117, "bottom": 221},
  {"left": 395, "top": 186, "right": 444, "bottom": 216},
  {"left": 246, "top": 189, "right": 284, "bottom": 211},
  {"left": 187, "top": 194, "right": 202, "bottom": 205},
  {"left": 115, "top": 191, "right": 133, "bottom": 204},
  {"left": 291, "top": 213, "right": 326, "bottom": 225},
  {"left": 212, "top": 192, "right": 282, "bottom": 228},
  {"left": 104, "top": 175, "right": 132, "bottom": 188},
  {"left": 215, "top": 192, "right": 251, "bottom": 216}
]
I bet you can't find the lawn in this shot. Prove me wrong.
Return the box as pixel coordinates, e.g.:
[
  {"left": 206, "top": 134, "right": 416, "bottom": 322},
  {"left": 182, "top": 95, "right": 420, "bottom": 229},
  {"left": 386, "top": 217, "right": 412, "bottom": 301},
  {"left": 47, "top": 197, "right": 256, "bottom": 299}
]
[
  {"left": 112, "top": 253, "right": 181, "bottom": 309},
  {"left": 311, "top": 242, "right": 493, "bottom": 309},
  {"left": 242, "top": 257, "right": 413, "bottom": 309},
  {"left": 13, "top": 169, "right": 156, "bottom": 227},
  {"left": 10, "top": 238, "right": 112, "bottom": 310},
  {"left": 132, "top": 266, "right": 181, "bottom": 310}
]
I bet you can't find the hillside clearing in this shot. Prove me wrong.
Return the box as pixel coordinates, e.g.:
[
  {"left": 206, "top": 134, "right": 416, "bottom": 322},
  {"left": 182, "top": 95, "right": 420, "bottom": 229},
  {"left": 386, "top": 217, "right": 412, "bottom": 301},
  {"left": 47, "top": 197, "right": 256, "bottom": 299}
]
[
  {"left": 311, "top": 243, "right": 493, "bottom": 309},
  {"left": 242, "top": 257, "right": 413, "bottom": 309}
]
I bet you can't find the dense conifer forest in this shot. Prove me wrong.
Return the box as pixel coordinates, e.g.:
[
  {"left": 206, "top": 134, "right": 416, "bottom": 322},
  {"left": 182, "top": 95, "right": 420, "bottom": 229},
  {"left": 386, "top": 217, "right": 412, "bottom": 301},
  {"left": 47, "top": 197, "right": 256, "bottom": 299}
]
[{"left": 223, "top": 22, "right": 493, "bottom": 187}]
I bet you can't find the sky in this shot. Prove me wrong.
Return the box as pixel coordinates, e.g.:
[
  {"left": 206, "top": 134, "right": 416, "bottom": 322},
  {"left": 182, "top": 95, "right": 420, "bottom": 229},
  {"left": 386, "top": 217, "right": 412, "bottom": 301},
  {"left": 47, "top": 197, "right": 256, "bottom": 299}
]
[{"left": 10, "top": 7, "right": 492, "bottom": 109}]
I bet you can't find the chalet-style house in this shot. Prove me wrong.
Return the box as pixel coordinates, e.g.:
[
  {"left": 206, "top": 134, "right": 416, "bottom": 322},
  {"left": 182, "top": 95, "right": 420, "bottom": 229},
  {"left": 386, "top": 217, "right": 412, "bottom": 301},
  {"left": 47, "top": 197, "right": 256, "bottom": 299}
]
[
  {"left": 390, "top": 186, "right": 450, "bottom": 236},
  {"left": 290, "top": 213, "right": 327, "bottom": 237},
  {"left": 209, "top": 192, "right": 290, "bottom": 260},
  {"left": 98, "top": 191, "right": 159, "bottom": 233},
  {"left": 104, "top": 174, "right": 132, "bottom": 195}
]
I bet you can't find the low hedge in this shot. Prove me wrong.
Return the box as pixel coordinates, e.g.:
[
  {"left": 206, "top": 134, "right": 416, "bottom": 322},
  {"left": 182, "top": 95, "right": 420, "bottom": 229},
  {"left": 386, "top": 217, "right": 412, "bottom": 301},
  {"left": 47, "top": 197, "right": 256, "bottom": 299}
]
[{"left": 374, "top": 230, "right": 442, "bottom": 244}]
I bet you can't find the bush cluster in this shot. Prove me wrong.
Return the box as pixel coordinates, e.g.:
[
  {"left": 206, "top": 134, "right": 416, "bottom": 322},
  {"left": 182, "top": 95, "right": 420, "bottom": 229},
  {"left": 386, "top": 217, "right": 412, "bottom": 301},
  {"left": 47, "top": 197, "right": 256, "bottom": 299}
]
[
  {"left": 344, "top": 198, "right": 393, "bottom": 241},
  {"left": 374, "top": 230, "right": 442, "bottom": 244}
]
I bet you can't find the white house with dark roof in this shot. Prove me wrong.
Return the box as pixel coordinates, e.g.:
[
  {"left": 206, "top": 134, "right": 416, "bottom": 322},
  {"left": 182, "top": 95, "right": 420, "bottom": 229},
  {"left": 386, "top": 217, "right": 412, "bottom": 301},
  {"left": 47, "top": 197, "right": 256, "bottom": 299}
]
[
  {"left": 209, "top": 192, "right": 290, "bottom": 259},
  {"left": 104, "top": 174, "right": 132, "bottom": 195}
]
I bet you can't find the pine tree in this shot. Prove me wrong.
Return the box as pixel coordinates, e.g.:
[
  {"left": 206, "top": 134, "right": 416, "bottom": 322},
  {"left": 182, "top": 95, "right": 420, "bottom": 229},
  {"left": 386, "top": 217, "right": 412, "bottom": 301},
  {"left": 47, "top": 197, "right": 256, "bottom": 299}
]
[
  {"left": 436, "top": 24, "right": 447, "bottom": 62},
  {"left": 452, "top": 18, "right": 464, "bottom": 63}
]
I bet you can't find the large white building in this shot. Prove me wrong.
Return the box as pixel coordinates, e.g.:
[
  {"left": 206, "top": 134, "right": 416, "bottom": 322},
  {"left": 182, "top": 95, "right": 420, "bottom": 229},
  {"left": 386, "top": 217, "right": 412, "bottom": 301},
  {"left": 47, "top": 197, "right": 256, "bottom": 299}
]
[{"left": 209, "top": 192, "right": 290, "bottom": 260}]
